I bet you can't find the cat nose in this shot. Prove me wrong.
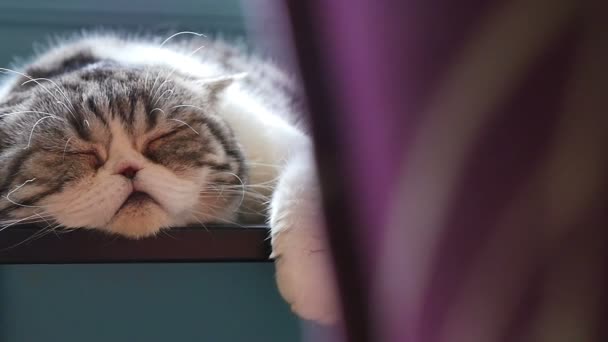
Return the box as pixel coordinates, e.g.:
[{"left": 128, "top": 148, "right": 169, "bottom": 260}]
[
  {"left": 117, "top": 165, "right": 141, "bottom": 179},
  {"left": 111, "top": 157, "right": 144, "bottom": 179}
]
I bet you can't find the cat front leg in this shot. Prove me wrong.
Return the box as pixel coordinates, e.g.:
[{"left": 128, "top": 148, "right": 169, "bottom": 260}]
[{"left": 269, "top": 150, "right": 341, "bottom": 324}]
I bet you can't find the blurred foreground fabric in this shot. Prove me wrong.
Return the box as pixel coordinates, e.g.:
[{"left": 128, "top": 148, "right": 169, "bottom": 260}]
[{"left": 254, "top": 0, "right": 608, "bottom": 341}]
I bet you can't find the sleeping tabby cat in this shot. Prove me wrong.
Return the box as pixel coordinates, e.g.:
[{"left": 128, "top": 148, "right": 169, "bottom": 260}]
[{"left": 0, "top": 33, "right": 338, "bottom": 323}]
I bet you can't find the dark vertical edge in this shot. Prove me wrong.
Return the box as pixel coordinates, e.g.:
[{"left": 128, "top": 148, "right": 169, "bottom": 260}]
[{"left": 283, "top": 2, "right": 372, "bottom": 342}]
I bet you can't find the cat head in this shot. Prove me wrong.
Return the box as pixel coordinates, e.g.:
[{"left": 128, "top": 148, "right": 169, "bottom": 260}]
[{"left": 0, "top": 60, "right": 246, "bottom": 238}]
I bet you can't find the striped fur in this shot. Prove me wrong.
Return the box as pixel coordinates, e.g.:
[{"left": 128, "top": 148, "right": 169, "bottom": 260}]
[
  {"left": 0, "top": 33, "right": 300, "bottom": 237},
  {"left": 0, "top": 33, "right": 338, "bottom": 324}
]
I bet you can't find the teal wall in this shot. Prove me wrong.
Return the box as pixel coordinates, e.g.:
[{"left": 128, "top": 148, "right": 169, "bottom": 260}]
[
  {"left": 0, "top": 1, "right": 303, "bottom": 341},
  {"left": 0, "top": 0, "right": 249, "bottom": 67},
  {"left": 0, "top": 264, "right": 300, "bottom": 342}
]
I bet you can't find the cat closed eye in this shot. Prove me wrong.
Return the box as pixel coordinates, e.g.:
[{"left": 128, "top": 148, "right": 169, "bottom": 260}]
[
  {"left": 76, "top": 151, "right": 103, "bottom": 168},
  {"left": 149, "top": 130, "right": 181, "bottom": 144},
  {"left": 145, "top": 128, "right": 188, "bottom": 150}
]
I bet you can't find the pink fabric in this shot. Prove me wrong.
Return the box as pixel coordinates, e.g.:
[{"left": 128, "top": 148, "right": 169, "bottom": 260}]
[{"left": 263, "top": 0, "right": 608, "bottom": 341}]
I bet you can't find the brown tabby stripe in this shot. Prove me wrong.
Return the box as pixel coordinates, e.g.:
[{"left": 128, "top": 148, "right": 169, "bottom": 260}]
[
  {"left": 0, "top": 149, "right": 34, "bottom": 194},
  {"left": 86, "top": 97, "right": 108, "bottom": 126},
  {"left": 19, "top": 53, "right": 99, "bottom": 88},
  {"left": 198, "top": 116, "right": 240, "bottom": 160},
  {"left": 67, "top": 111, "right": 91, "bottom": 141},
  {"left": 0, "top": 185, "right": 62, "bottom": 217},
  {"left": 126, "top": 91, "right": 138, "bottom": 127}
]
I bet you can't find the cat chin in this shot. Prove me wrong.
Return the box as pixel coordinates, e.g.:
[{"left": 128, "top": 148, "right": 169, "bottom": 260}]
[{"left": 103, "top": 201, "right": 171, "bottom": 239}]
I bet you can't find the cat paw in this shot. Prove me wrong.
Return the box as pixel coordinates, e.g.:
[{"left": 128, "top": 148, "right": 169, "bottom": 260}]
[
  {"left": 271, "top": 224, "right": 340, "bottom": 325},
  {"left": 269, "top": 151, "right": 340, "bottom": 324}
]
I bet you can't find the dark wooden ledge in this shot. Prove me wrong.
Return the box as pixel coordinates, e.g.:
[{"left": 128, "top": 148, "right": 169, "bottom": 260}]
[{"left": 0, "top": 224, "right": 271, "bottom": 264}]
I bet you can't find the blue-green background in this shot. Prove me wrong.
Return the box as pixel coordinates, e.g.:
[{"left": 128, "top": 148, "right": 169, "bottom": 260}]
[
  {"left": 0, "top": 264, "right": 300, "bottom": 341},
  {"left": 0, "top": 1, "right": 306, "bottom": 341}
]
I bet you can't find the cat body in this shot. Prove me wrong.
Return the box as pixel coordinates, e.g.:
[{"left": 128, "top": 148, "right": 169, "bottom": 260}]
[{"left": 0, "top": 33, "right": 337, "bottom": 323}]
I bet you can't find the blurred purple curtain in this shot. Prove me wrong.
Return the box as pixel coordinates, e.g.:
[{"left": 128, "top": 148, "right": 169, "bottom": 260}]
[{"left": 250, "top": 1, "right": 608, "bottom": 341}]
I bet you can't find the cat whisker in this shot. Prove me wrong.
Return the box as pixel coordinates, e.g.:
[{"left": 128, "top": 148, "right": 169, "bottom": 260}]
[
  {"left": 168, "top": 119, "right": 199, "bottom": 135},
  {"left": 62, "top": 136, "right": 74, "bottom": 161},
  {"left": 56, "top": 101, "right": 77, "bottom": 119},
  {"left": 199, "top": 189, "right": 270, "bottom": 201},
  {"left": 200, "top": 190, "right": 268, "bottom": 199},
  {"left": 212, "top": 171, "right": 246, "bottom": 209},
  {"left": 0, "top": 110, "right": 60, "bottom": 118},
  {"left": 150, "top": 78, "right": 173, "bottom": 105},
  {"left": 216, "top": 176, "right": 280, "bottom": 185},
  {"left": 0, "top": 209, "right": 55, "bottom": 227},
  {"left": 0, "top": 217, "right": 52, "bottom": 230},
  {"left": 0, "top": 221, "right": 61, "bottom": 251},
  {"left": 229, "top": 203, "right": 269, "bottom": 216},
  {"left": 56, "top": 227, "right": 78, "bottom": 234},
  {"left": 213, "top": 183, "right": 275, "bottom": 190},
  {"left": 0, "top": 68, "right": 76, "bottom": 119},
  {"left": 0, "top": 218, "right": 54, "bottom": 232},
  {"left": 25, "top": 115, "right": 63, "bottom": 149},
  {"left": 205, "top": 181, "right": 275, "bottom": 192},
  {"left": 21, "top": 77, "right": 78, "bottom": 117},
  {"left": 159, "top": 31, "right": 207, "bottom": 48},
  {"left": 190, "top": 215, "right": 212, "bottom": 234},
  {"left": 4, "top": 178, "right": 47, "bottom": 209},
  {"left": 150, "top": 69, "right": 172, "bottom": 103},
  {"left": 151, "top": 43, "right": 207, "bottom": 104},
  {"left": 212, "top": 172, "right": 281, "bottom": 188},
  {"left": 171, "top": 104, "right": 203, "bottom": 111},
  {"left": 145, "top": 31, "right": 206, "bottom": 91},
  {"left": 159, "top": 229, "right": 179, "bottom": 240},
  {"left": 152, "top": 88, "right": 174, "bottom": 106},
  {"left": 247, "top": 162, "right": 283, "bottom": 169},
  {"left": 187, "top": 208, "right": 249, "bottom": 229},
  {"left": 150, "top": 107, "right": 166, "bottom": 116},
  {"left": 0, "top": 212, "right": 53, "bottom": 232},
  {"left": 143, "top": 64, "right": 156, "bottom": 92}
]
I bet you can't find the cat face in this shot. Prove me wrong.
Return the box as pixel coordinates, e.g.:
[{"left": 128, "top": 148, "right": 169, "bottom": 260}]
[{"left": 0, "top": 63, "right": 246, "bottom": 238}]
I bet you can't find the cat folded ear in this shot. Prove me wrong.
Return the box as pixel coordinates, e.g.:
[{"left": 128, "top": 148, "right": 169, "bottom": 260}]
[
  {"left": 2, "top": 51, "right": 100, "bottom": 94},
  {"left": 195, "top": 73, "right": 247, "bottom": 101}
]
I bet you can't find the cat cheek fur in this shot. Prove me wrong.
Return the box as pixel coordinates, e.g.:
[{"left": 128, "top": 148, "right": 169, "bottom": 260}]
[
  {"left": 43, "top": 174, "right": 133, "bottom": 230},
  {"left": 38, "top": 136, "right": 236, "bottom": 239},
  {"left": 43, "top": 162, "right": 214, "bottom": 238}
]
